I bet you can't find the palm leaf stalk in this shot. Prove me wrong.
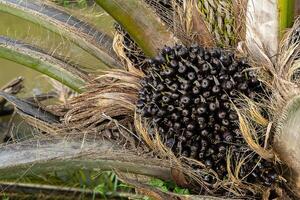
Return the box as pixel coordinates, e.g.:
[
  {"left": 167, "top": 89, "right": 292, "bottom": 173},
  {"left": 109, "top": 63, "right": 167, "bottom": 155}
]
[
  {"left": 1, "top": 0, "right": 300, "bottom": 199},
  {"left": 0, "top": 138, "right": 172, "bottom": 181},
  {"left": 0, "top": 182, "right": 145, "bottom": 200},
  {"left": 94, "top": 0, "right": 177, "bottom": 57},
  {"left": 279, "top": 0, "right": 295, "bottom": 34},
  {"left": 0, "top": 77, "right": 23, "bottom": 110},
  {"left": 0, "top": 0, "right": 121, "bottom": 68},
  {"left": 0, "top": 36, "right": 87, "bottom": 92}
]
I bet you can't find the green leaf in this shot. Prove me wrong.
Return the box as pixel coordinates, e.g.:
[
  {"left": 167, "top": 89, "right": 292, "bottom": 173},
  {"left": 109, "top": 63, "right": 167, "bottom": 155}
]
[
  {"left": 2, "top": 195, "right": 9, "bottom": 200},
  {"left": 149, "top": 178, "right": 165, "bottom": 188},
  {"left": 94, "top": 183, "right": 106, "bottom": 196},
  {"left": 174, "top": 187, "right": 190, "bottom": 195}
]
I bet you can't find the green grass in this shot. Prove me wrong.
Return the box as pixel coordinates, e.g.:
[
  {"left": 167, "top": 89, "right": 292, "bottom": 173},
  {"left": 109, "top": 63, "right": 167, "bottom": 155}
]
[
  {"left": 148, "top": 178, "right": 190, "bottom": 195},
  {"left": 2, "top": 169, "right": 135, "bottom": 199},
  {"left": 1, "top": 168, "right": 190, "bottom": 199},
  {"left": 23, "top": 169, "right": 131, "bottom": 192},
  {"left": 1, "top": 195, "right": 9, "bottom": 200}
]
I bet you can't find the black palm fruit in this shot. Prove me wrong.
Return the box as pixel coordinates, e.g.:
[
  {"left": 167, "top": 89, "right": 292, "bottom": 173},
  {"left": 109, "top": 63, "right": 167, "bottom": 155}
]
[{"left": 137, "top": 44, "right": 280, "bottom": 187}]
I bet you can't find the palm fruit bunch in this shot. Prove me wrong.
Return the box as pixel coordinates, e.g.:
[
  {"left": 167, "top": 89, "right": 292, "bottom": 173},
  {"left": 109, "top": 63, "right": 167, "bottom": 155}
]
[{"left": 136, "top": 44, "right": 279, "bottom": 187}]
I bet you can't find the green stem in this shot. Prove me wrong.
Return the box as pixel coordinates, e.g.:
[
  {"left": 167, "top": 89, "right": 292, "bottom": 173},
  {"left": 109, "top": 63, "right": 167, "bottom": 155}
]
[
  {"left": 0, "top": 0, "right": 121, "bottom": 68},
  {"left": 95, "top": 0, "right": 177, "bottom": 57},
  {"left": 0, "top": 36, "right": 86, "bottom": 92},
  {"left": 279, "top": 0, "right": 295, "bottom": 35}
]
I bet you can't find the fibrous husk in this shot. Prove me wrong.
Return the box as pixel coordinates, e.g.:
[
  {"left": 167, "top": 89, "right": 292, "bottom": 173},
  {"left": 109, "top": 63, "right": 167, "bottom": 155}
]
[
  {"left": 237, "top": 10, "right": 300, "bottom": 198},
  {"left": 43, "top": 69, "right": 144, "bottom": 153},
  {"left": 51, "top": 64, "right": 285, "bottom": 198},
  {"left": 176, "top": 0, "right": 215, "bottom": 47},
  {"left": 113, "top": 24, "right": 147, "bottom": 72},
  {"left": 269, "top": 17, "right": 300, "bottom": 197}
]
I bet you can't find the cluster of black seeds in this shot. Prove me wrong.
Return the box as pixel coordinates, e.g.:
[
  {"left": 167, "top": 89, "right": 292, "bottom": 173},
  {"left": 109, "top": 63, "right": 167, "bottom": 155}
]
[{"left": 136, "top": 44, "right": 279, "bottom": 187}]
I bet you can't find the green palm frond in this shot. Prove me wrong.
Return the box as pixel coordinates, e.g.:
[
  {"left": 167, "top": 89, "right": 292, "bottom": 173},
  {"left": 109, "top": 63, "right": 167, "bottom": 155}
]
[
  {"left": 0, "top": 36, "right": 87, "bottom": 92},
  {"left": 0, "top": 0, "right": 121, "bottom": 68}
]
